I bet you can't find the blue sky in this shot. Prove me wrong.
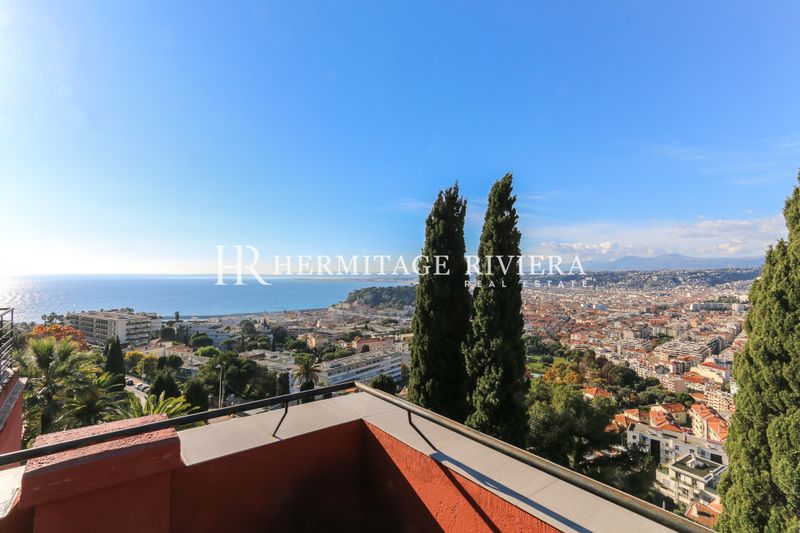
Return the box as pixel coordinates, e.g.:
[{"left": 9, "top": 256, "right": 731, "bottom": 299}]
[{"left": 2, "top": 1, "right": 799, "bottom": 274}]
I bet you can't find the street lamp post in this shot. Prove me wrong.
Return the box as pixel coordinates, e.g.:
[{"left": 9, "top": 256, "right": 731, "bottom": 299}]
[{"left": 215, "top": 364, "right": 225, "bottom": 408}]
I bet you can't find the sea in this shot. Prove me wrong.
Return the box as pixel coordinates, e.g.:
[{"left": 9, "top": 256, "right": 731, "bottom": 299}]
[{"left": 0, "top": 275, "right": 413, "bottom": 323}]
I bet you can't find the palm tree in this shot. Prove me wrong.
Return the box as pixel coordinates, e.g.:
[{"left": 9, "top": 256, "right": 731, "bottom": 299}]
[
  {"left": 19, "top": 338, "right": 101, "bottom": 435},
  {"left": 292, "top": 354, "right": 320, "bottom": 391},
  {"left": 60, "top": 372, "right": 127, "bottom": 429},
  {"left": 293, "top": 355, "right": 321, "bottom": 404},
  {"left": 112, "top": 392, "right": 193, "bottom": 419}
]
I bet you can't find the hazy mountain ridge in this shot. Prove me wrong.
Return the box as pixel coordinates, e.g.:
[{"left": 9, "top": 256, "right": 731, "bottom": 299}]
[{"left": 582, "top": 253, "right": 764, "bottom": 272}]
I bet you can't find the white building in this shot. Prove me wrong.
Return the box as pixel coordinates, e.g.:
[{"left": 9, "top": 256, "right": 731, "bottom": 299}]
[
  {"left": 655, "top": 454, "right": 725, "bottom": 507},
  {"left": 66, "top": 310, "right": 159, "bottom": 346},
  {"left": 626, "top": 423, "right": 727, "bottom": 466},
  {"left": 318, "top": 351, "right": 402, "bottom": 386}
]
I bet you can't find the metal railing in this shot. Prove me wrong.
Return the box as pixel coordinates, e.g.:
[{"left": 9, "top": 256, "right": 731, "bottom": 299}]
[
  {"left": 0, "top": 308, "right": 14, "bottom": 376},
  {"left": 0, "top": 380, "right": 711, "bottom": 532},
  {"left": 0, "top": 381, "right": 355, "bottom": 467}
]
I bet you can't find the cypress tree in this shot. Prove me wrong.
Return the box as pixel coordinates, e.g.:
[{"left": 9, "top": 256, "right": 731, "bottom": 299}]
[
  {"left": 718, "top": 174, "right": 800, "bottom": 532},
  {"left": 408, "top": 183, "right": 471, "bottom": 421},
  {"left": 464, "top": 173, "right": 528, "bottom": 446},
  {"left": 104, "top": 336, "right": 126, "bottom": 385},
  {"left": 183, "top": 378, "right": 210, "bottom": 411}
]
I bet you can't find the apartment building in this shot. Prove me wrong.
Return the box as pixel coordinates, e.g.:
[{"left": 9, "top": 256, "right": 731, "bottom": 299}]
[
  {"left": 318, "top": 350, "right": 402, "bottom": 386},
  {"left": 690, "top": 404, "right": 729, "bottom": 443},
  {"left": 657, "top": 374, "right": 688, "bottom": 393},
  {"left": 181, "top": 319, "right": 232, "bottom": 346},
  {"left": 690, "top": 361, "right": 730, "bottom": 384},
  {"left": 66, "top": 310, "right": 160, "bottom": 346},
  {"left": 351, "top": 336, "right": 397, "bottom": 352},
  {"left": 652, "top": 339, "right": 710, "bottom": 361},
  {"left": 627, "top": 423, "right": 727, "bottom": 465},
  {"left": 655, "top": 454, "right": 725, "bottom": 507},
  {"left": 704, "top": 389, "right": 734, "bottom": 413}
]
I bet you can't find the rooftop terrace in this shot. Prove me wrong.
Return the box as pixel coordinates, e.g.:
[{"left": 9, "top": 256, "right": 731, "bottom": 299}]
[{"left": 0, "top": 383, "right": 711, "bottom": 533}]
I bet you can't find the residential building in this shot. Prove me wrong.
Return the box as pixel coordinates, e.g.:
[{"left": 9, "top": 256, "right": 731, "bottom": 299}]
[
  {"left": 66, "top": 310, "right": 159, "bottom": 346},
  {"left": 650, "top": 403, "right": 689, "bottom": 425},
  {"left": 652, "top": 340, "right": 709, "bottom": 361},
  {"left": 318, "top": 351, "right": 402, "bottom": 386},
  {"left": 655, "top": 454, "right": 726, "bottom": 507},
  {"left": 181, "top": 319, "right": 232, "bottom": 346},
  {"left": 690, "top": 404, "right": 729, "bottom": 443},
  {"left": 351, "top": 336, "right": 396, "bottom": 352},
  {"left": 658, "top": 374, "right": 688, "bottom": 393},
  {"left": 582, "top": 387, "right": 612, "bottom": 400},
  {"left": 690, "top": 361, "right": 730, "bottom": 384},
  {"left": 627, "top": 423, "right": 727, "bottom": 465},
  {"left": 704, "top": 389, "right": 734, "bottom": 413},
  {"left": 685, "top": 499, "right": 722, "bottom": 529}
]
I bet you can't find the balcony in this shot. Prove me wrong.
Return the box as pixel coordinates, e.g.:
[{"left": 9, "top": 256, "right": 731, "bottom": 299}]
[
  {"left": 0, "top": 308, "right": 24, "bottom": 460},
  {"left": 0, "top": 309, "right": 14, "bottom": 377},
  {"left": 0, "top": 383, "right": 711, "bottom": 533}
]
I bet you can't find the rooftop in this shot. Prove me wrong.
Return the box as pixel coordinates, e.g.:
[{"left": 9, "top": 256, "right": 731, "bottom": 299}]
[
  {"left": 318, "top": 349, "right": 401, "bottom": 370},
  {"left": 671, "top": 454, "right": 724, "bottom": 480}
]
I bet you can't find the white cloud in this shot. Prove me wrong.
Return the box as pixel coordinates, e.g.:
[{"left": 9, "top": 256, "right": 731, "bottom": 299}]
[{"left": 524, "top": 214, "right": 786, "bottom": 260}]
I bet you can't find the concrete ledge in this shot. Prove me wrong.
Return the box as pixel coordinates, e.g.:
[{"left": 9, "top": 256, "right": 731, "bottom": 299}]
[
  {"left": 20, "top": 415, "right": 182, "bottom": 509},
  {"left": 0, "top": 466, "right": 23, "bottom": 518}
]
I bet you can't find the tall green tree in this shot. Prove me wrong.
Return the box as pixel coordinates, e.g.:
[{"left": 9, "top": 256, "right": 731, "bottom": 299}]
[
  {"left": 527, "top": 379, "right": 615, "bottom": 470},
  {"left": 718, "top": 175, "right": 800, "bottom": 532},
  {"left": 104, "top": 336, "right": 126, "bottom": 383},
  {"left": 370, "top": 374, "right": 398, "bottom": 395},
  {"left": 408, "top": 183, "right": 471, "bottom": 421},
  {"left": 151, "top": 369, "right": 181, "bottom": 399},
  {"left": 183, "top": 378, "right": 210, "bottom": 411},
  {"left": 190, "top": 332, "right": 214, "bottom": 348},
  {"left": 464, "top": 173, "right": 528, "bottom": 446}
]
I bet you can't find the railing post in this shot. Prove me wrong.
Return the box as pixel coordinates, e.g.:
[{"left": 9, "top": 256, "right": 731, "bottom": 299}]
[{"left": 272, "top": 402, "right": 290, "bottom": 437}]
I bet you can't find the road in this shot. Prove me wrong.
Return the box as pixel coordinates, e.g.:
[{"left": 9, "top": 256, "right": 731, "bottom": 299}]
[{"left": 125, "top": 375, "right": 148, "bottom": 404}]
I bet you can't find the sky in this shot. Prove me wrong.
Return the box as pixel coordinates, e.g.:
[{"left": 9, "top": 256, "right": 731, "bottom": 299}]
[{"left": 2, "top": 1, "right": 800, "bottom": 275}]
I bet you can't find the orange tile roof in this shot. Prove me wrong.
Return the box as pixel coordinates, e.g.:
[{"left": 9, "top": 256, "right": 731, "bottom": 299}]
[
  {"left": 582, "top": 387, "right": 613, "bottom": 398},
  {"left": 685, "top": 500, "right": 721, "bottom": 528},
  {"left": 659, "top": 402, "right": 686, "bottom": 413},
  {"left": 690, "top": 392, "right": 706, "bottom": 402}
]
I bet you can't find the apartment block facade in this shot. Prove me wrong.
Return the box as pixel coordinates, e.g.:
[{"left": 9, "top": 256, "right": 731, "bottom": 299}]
[
  {"left": 627, "top": 423, "right": 727, "bottom": 466},
  {"left": 318, "top": 350, "right": 402, "bottom": 386},
  {"left": 655, "top": 454, "right": 725, "bottom": 507},
  {"left": 66, "top": 310, "right": 160, "bottom": 346}
]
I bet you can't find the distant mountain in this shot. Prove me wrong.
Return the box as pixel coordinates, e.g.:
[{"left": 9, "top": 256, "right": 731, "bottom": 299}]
[{"left": 582, "top": 253, "right": 763, "bottom": 272}]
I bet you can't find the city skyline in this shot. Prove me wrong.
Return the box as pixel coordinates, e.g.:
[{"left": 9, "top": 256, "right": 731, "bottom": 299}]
[{"left": 2, "top": 1, "right": 800, "bottom": 275}]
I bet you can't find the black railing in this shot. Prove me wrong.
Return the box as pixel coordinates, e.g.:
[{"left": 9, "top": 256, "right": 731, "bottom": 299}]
[
  {"left": 0, "top": 308, "right": 13, "bottom": 376},
  {"left": 0, "top": 380, "right": 711, "bottom": 533},
  {"left": 0, "top": 381, "right": 356, "bottom": 467}
]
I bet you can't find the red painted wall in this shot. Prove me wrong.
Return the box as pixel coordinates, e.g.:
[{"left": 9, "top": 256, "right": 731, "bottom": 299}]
[
  {"left": 170, "top": 421, "right": 366, "bottom": 532},
  {"left": 362, "top": 422, "right": 560, "bottom": 533},
  {"left": 31, "top": 472, "right": 171, "bottom": 533},
  {"left": 0, "top": 373, "right": 25, "bottom": 464},
  {"left": 0, "top": 416, "right": 562, "bottom": 533}
]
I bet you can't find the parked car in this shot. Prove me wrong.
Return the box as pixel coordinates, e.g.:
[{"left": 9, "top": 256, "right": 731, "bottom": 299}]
[{"left": 126, "top": 379, "right": 134, "bottom": 386}]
